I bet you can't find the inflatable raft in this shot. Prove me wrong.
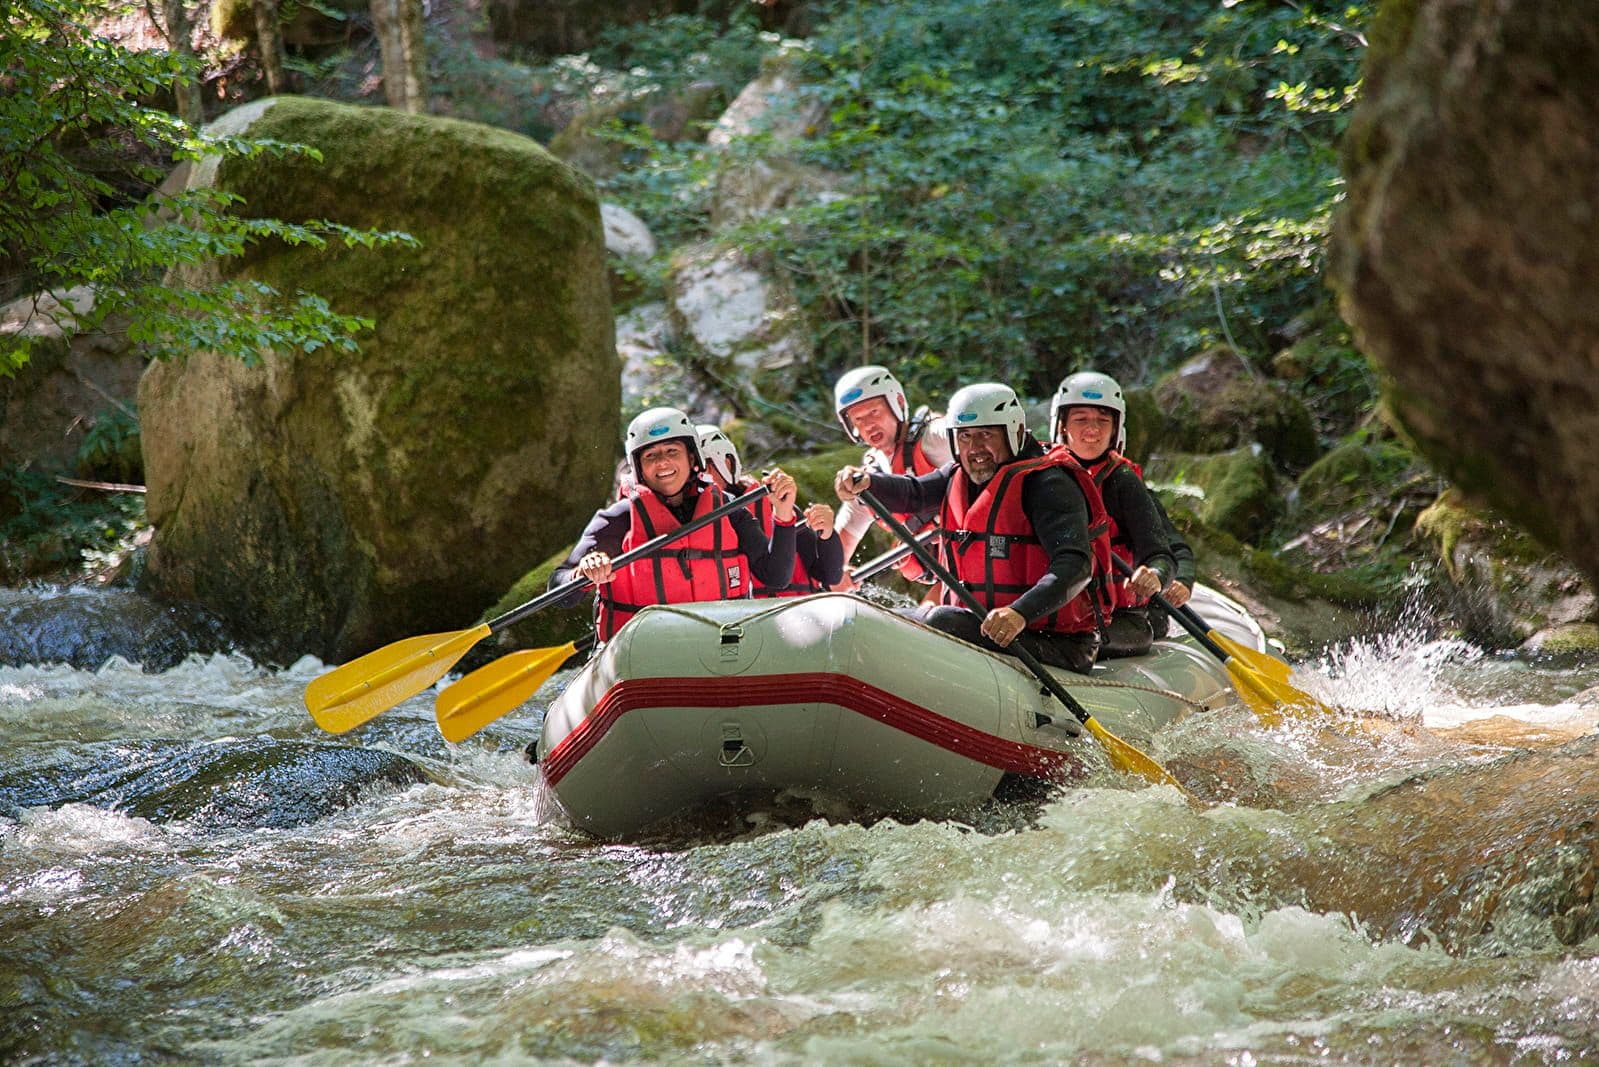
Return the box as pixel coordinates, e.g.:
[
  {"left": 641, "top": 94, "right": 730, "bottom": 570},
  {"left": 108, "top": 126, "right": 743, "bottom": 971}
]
[{"left": 536, "top": 587, "right": 1266, "bottom": 838}]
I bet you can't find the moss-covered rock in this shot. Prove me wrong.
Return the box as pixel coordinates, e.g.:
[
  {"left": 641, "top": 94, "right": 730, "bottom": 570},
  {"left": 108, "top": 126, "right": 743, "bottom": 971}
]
[
  {"left": 1331, "top": 0, "right": 1599, "bottom": 597},
  {"left": 1288, "top": 439, "right": 1423, "bottom": 529},
  {"left": 1121, "top": 386, "right": 1167, "bottom": 464},
  {"left": 139, "top": 97, "right": 617, "bottom": 663},
  {"left": 1145, "top": 447, "right": 1282, "bottom": 545},
  {"left": 1412, "top": 489, "right": 1596, "bottom": 648},
  {"left": 1153, "top": 347, "right": 1320, "bottom": 470}
]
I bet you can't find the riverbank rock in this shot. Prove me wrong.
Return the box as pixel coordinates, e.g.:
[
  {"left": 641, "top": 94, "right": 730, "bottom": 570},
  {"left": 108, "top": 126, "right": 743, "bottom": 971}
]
[
  {"left": 1152, "top": 347, "right": 1319, "bottom": 470},
  {"left": 1332, "top": 0, "right": 1599, "bottom": 596},
  {"left": 139, "top": 97, "right": 617, "bottom": 663},
  {"left": 1145, "top": 447, "right": 1282, "bottom": 544},
  {"left": 1413, "top": 489, "right": 1596, "bottom": 649},
  {"left": 0, "top": 287, "right": 143, "bottom": 478},
  {"left": 667, "top": 242, "right": 810, "bottom": 402}
]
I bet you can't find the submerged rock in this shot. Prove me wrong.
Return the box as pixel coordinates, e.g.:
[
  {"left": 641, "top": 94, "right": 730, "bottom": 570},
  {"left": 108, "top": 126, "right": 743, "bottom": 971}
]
[{"left": 0, "top": 736, "right": 425, "bottom": 830}]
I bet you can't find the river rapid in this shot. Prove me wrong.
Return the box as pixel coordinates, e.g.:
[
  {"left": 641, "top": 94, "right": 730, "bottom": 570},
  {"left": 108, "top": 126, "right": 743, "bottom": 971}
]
[{"left": 3, "top": 586, "right": 1598, "bottom": 1064}]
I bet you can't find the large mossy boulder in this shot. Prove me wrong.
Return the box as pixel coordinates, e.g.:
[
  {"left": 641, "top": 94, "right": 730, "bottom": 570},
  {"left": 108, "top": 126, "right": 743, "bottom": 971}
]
[
  {"left": 1145, "top": 447, "right": 1282, "bottom": 545},
  {"left": 1152, "top": 347, "right": 1319, "bottom": 471},
  {"left": 1331, "top": 0, "right": 1599, "bottom": 596},
  {"left": 139, "top": 97, "right": 617, "bottom": 663}
]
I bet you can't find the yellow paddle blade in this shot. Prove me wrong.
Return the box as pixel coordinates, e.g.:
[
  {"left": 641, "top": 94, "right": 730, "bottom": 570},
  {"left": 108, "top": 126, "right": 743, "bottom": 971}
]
[
  {"left": 1209, "top": 630, "right": 1292, "bottom": 681},
  {"left": 1223, "top": 658, "right": 1336, "bottom": 724},
  {"left": 1083, "top": 716, "right": 1190, "bottom": 796},
  {"left": 304, "top": 623, "right": 493, "bottom": 734},
  {"left": 435, "top": 640, "right": 579, "bottom": 743}
]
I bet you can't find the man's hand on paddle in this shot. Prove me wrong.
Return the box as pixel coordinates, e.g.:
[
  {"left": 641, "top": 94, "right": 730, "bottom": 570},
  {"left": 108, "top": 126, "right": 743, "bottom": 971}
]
[
  {"left": 1162, "top": 580, "right": 1191, "bottom": 608},
  {"left": 804, "top": 503, "right": 836, "bottom": 539},
  {"left": 980, "top": 606, "right": 1027, "bottom": 648},
  {"left": 835, "top": 465, "right": 871, "bottom": 502}
]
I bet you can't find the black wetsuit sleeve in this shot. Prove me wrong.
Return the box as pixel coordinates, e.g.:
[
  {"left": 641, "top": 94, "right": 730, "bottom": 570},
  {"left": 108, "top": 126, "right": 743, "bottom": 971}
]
[
  {"left": 1009, "top": 468, "right": 1094, "bottom": 623},
  {"left": 730, "top": 505, "right": 798, "bottom": 587},
  {"left": 859, "top": 463, "right": 955, "bottom": 518},
  {"left": 799, "top": 526, "right": 846, "bottom": 587},
  {"left": 1150, "top": 494, "right": 1197, "bottom": 587},
  {"left": 549, "top": 500, "right": 632, "bottom": 605},
  {"left": 1102, "top": 465, "right": 1178, "bottom": 585}
]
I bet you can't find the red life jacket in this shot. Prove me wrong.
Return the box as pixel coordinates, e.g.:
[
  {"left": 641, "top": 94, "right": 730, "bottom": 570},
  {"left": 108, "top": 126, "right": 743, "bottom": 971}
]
[
  {"left": 595, "top": 482, "right": 751, "bottom": 640},
  {"left": 937, "top": 444, "right": 1114, "bottom": 635},
  {"left": 738, "top": 478, "right": 821, "bottom": 598},
  {"left": 867, "top": 408, "right": 941, "bottom": 581},
  {"left": 1083, "top": 451, "right": 1151, "bottom": 610}
]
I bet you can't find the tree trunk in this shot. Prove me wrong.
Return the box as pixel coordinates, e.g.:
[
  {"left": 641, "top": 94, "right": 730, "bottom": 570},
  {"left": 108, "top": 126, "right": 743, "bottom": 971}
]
[
  {"left": 162, "top": 0, "right": 205, "bottom": 126},
  {"left": 370, "top": 0, "right": 428, "bottom": 114},
  {"left": 252, "top": 0, "right": 289, "bottom": 95}
]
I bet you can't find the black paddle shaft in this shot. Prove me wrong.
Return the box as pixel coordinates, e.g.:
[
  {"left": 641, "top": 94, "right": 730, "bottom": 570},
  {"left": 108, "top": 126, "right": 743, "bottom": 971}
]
[
  {"left": 857, "top": 490, "right": 1092, "bottom": 729},
  {"left": 1108, "top": 554, "right": 1231, "bottom": 664},
  {"left": 849, "top": 528, "right": 940, "bottom": 584},
  {"left": 486, "top": 484, "right": 772, "bottom": 634}
]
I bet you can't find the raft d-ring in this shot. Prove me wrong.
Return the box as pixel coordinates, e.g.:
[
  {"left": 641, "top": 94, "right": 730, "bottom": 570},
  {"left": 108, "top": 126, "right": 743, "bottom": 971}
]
[{"left": 718, "top": 624, "right": 745, "bottom": 645}]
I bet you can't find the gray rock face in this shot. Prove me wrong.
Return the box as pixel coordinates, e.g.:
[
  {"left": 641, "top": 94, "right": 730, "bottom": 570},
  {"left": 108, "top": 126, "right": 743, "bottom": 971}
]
[
  {"left": 1331, "top": 2, "right": 1599, "bottom": 591},
  {"left": 138, "top": 98, "right": 618, "bottom": 663}
]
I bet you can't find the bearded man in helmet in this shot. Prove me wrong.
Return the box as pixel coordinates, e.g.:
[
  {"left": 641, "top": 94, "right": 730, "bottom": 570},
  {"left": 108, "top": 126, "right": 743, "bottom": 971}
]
[
  {"left": 549, "top": 408, "right": 800, "bottom": 641},
  {"left": 835, "top": 383, "right": 1110, "bottom": 673},
  {"left": 697, "top": 424, "right": 844, "bottom": 597},
  {"left": 1051, "top": 371, "right": 1181, "bottom": 658},
  {"left": 829, "top": 365, "right": 952, "bottom": 594}
]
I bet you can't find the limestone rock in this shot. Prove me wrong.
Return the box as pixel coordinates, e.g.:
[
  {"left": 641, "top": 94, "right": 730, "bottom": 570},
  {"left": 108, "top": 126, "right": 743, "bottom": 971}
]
[
  {"left": 601, "top": 202, "right": 657, "bottom": 304},
  {"left": 668, "top": 242, "right": 809, "bottom": 399},
  {"left": 1331, "top": 0, "right": 1599, "bottom": 594},
  {"left": 139, "top": 97, "right": 617, "bottom": 662}
]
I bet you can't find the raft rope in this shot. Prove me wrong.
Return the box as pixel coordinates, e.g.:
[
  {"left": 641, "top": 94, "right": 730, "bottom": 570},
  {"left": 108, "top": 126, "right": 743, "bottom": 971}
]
[{"left": 636, "top": 602, "right": 1216, "bottom": 714}]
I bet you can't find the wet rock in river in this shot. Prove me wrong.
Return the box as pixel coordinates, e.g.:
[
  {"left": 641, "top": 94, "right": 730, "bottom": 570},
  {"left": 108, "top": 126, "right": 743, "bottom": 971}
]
[{"left": 0, "top": 736, "right": 425, "bottom": 829}]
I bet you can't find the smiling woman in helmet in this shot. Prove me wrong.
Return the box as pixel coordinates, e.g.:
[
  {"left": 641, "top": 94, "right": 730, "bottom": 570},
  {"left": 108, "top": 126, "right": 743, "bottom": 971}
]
[
  {"left": 834, "top": 383, "right": 1110, "bottom": 674},
  {"left": 697, "top": 424, "right": 844, "bottom": 597},
  {"left": 547, "top": 407, "right": 801, "bottom": 642},
  {"left": 829, "top": 365, "right": 952, "bottom": 593},
  {"left": 1051, "top": 371, "right": 1180, "bottom": 658}
]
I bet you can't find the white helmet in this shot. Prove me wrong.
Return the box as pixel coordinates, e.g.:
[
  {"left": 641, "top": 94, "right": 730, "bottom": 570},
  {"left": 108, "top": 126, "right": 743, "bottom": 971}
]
[
  {"left": 833, "top": 365, "right": 909, "bottom": 442},
  {"left": 696, "top": 424, "right": 742, "bottom": 485},
  {"left": 624, "top": 407, "right": 702, "bottom": 474},
  {"left": 945, "top": 382, "right": 1029, "bottom": 455},
  {"left": 1050, "top": 371, "right": 1126, "bottom": 452}
]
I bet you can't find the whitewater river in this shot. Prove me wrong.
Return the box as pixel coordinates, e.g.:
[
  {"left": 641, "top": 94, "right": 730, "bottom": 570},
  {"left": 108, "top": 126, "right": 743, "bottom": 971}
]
[{"left": 3, "top": 586, "right": 1598, "bottom": 1064}]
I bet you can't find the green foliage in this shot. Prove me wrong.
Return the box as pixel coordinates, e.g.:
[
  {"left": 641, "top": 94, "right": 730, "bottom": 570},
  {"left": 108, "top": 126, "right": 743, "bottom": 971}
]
[
  {"left": 597, "top": 0, "right": 1369, "bottom": 406},
  {"left": 73, "top": 405, "right": 142, "bottom": 483},
  {"left": 587, "top": 12, "right": 771, "bottom": 102},
  {"left": 0, "top": 0, "right": 417, "bottom": 376},
  {"left": 0, "top": 464, "right": 146, "bottom": 582}
]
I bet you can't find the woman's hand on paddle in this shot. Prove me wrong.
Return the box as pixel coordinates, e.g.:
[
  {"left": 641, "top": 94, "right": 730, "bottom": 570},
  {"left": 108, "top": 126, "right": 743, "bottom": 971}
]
[
  {"left": 1163, "top": 579, "right": 1191, "bottom": 608},
  {"left": 576, "top": 552, "right": 615, "bottom": 585},
  {"left": 1128, "top": 565, "right": 1162, "bottom": 599},
  {"left": 980, "top": 606, "right": 1027, "bottom": 648},
  {"left": 804, "top": 502, "right": 836, "bottom": 539},
  {"left": 835, "top": 465, "right": 870, "bottom": 502},
  {"left": 764, "top": 469, "right": 798, "bottom": 523}
]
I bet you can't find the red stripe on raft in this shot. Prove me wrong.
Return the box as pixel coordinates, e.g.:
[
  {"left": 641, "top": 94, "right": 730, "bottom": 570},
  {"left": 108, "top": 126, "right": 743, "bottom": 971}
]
[{"left": 542, "top": 672, "right": 1085, "bottom": 786}]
